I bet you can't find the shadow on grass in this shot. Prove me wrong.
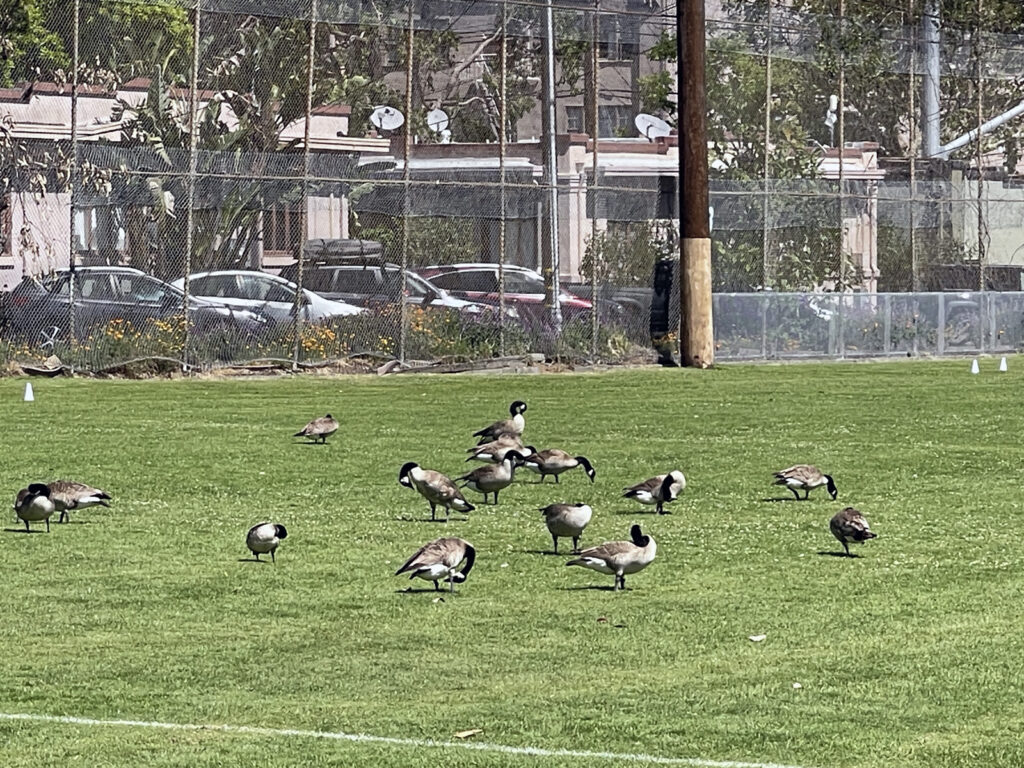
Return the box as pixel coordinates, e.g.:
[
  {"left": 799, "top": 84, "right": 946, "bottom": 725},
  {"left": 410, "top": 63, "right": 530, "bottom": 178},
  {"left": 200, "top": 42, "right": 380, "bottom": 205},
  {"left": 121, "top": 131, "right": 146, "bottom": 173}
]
[
  {"left": 761, "top": 496, "right": 801, "bottom": 503},
  {"left": 395, "top": 587, "right": 455, "bottom": 594},
  {"left": 524, "top": 549, "right": 564, "bottom": 557},
  {"left": 816, "top": 550, "right": 858, "bottom": 558},
  {"left": 237, "top": 557, "right": 272, "bottom": 563},
  {"left": 558, "top": 584, "right": 624, "bottom": 592},
  {"left": 393, "top": 516, "right": 467, "bottom": 524}
]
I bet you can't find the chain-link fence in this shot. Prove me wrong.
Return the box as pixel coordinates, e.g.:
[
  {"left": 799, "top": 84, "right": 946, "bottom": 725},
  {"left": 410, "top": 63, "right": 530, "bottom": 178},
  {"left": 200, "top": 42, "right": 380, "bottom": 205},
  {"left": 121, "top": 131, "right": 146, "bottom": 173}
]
[{"left": 1, "top": 0, "right": 1024, "bottom": 373}]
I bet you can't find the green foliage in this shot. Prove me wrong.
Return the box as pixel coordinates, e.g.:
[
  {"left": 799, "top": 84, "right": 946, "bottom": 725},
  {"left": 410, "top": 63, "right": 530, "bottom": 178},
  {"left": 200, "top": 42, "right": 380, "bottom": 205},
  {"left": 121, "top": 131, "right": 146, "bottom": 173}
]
[
  {"left": 582, "top": 221, "right": 675, "bottom": 288},
  {"left": 0, "top": 0, "right": 67, "bottom": 86}
]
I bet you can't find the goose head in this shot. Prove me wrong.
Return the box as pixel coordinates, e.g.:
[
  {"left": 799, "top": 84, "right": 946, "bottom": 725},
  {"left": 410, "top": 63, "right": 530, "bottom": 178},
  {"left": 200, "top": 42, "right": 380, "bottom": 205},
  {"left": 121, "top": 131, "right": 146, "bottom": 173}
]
[
  {"left": 398, "top": 462, "right": 419, "bottom": 487},
  {"left": 509, "top": 400, "right": 528, "bottom": 416},
  {"left": 503, "top": 450, "right": 526, "bottom": 467},
  {"left": 629, "top": 524, "right": 651, "bottom": 547},
  {"left": 274, "top": 524, "right": 288, "bottom": 540},
  {"left": 576, "top": 456, "right": 596, "bottom": 482},
  {"left": 454, "top": 544, "right": 476, "bottom": 581},
  {"left": 659, "top": 473, "right": 678, "bottom": 500},
  {"left": 825, "top": 474, "right": 838, "bottom": 500}
]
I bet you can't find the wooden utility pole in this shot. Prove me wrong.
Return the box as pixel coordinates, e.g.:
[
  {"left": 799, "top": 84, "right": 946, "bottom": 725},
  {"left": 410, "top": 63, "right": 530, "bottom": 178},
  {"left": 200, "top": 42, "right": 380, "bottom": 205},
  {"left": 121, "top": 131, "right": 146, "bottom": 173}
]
[{"left": 678, "top": 0, "right": 713, "bottom": 367}]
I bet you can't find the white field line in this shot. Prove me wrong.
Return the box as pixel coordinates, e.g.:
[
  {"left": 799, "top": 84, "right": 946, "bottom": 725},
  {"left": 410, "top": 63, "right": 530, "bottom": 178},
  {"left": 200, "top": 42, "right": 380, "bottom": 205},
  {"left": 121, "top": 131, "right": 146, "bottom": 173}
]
[{"left": 0, "top": 712, "right": 813, "bottom": 768}]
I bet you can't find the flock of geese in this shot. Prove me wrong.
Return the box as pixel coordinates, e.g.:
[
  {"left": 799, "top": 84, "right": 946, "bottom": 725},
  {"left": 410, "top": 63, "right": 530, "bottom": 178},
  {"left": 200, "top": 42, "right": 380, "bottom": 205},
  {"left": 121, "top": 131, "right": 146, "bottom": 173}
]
[{"left": 11, "top": 401, "right": 878, "bottom": 590}]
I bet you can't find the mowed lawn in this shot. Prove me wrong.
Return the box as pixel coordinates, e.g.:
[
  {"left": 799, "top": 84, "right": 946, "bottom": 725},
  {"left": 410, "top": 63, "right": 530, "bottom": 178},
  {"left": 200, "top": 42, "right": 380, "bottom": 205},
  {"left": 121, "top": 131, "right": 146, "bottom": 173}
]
[{"left": 0, "top": 361, "right": 1023, "bottom": 768}]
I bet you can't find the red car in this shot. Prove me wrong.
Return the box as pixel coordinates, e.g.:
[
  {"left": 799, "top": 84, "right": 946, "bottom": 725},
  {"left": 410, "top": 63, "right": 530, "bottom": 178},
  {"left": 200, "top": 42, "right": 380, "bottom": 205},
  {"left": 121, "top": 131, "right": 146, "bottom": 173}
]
[{"left": 414, "top": 263, "right": 592, "bottom": 320}]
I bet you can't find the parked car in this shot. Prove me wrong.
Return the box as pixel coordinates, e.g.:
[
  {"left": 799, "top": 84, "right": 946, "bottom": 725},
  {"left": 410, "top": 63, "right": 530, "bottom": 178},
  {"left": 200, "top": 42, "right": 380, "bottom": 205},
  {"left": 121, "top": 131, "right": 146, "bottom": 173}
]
[
  {"left": 169, "top": 270, "right": 365, "bottom": 327},
  {"left": 5, "top": 266, "right": 268, "bottom": 345},
  {"left": 278, "top": 261, "right": 502, "bottom": 315},
  {"left": 414, "top": 263, "right": 594, "bottom": 320}
]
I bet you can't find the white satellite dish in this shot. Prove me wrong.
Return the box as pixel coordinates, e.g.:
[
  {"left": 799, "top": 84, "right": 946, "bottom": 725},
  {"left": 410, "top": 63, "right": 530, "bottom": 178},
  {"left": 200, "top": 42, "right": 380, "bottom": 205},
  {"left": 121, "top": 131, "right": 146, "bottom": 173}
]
[
  {"left": 369, "top": 105, "right": 405, "bottom": 132},
  {"left": 634, "top": 113, "right": 672, "bottom": 140},
  {"left": 426, "top": 108, "right": 450, "bottom": 134}
]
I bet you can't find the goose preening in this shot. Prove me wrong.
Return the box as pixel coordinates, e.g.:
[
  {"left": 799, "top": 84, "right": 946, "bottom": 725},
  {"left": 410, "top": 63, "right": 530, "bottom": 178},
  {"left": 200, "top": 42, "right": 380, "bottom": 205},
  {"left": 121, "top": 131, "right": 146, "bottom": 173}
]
[
  {"left": 566, "top": 524, "right": 656, "bottom": 591},
  {"left": 472, "top": 401, "right": 527, "bottom": 444},
  {"left": 773, "top": 465, "right": 837, "bottom": 500},
  {"left": 48, "top": 480, "right": 111, "bottom": 524},
  {"left": 14, "top": 483, "right": 56, "bottom": 533},
  {"left": 523, "top": 450, "right": 595, "bottom": 484},
  {"left": 540, "top": 503, "right": 592, "bottom": 554},
  {"left": 623, "top": 471, "right": 685, "bottom": 514},
  {"left": 456, "top": 450, "right": 525, "bottom": 504},
  {"left": 466, "top": 436, "right": 536, "bottom": 464},
  {"left": 395, "top": 537, "right": 476, "bottom": 593},
  {"left": 294, "top": 414, "right": 339, "bottom": 444},
  {"left": 246, "top": 522, "right": 288, "bottom": 562},
  {"left": 398, "top": 462, "right": 476, "bottom": 522},
  {"left": 830, "top": 507, "right": 877, "bottom": 557}
]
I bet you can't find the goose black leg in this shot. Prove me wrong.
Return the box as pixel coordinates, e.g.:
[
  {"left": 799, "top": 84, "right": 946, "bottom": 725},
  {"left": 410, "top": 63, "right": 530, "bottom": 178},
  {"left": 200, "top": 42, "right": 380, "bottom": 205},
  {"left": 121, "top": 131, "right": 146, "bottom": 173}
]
[
  {"left": 23, "top": 519, "right": 29, "bottom": 533},
  {"left": 789, "top": 488, "right": 801, "bottom": 500},
  {"left": 804, "top": 489, "right": 811, "bottom": 500},
  {"left": 45, "top": 518, "right": 50, "bottom": 533},
  {"left": 429, "top": 501, "right": 436, "bottom": 521},
  {"left": 656, "top": 501, "right": 663, "bottom": 514},
  {"left": 551, "top": 535, "right": 559, "bottom": 554},
  {"left": 572, "top": 536, "right": 580, "bottom": 553},
  {"left": 254, "top": 552, "right": 261, "bottom": 561},
  {"left": 271, "top": 549, "right": 276, "bottom": 563},
  {"left": 843, "top": 542, "right": 851, "bottom": 557},
  {"left": 449, "top": 575, "right": 455, "bottom": 594},
  {"left": 554, "top": 475, "right": 560, "bottom": 484},
  {"left": 434, "top": 580, "right": 441, "bottom": 591},
  {"left": 493, "top": 490, "right": 499, "bottom": 504}
]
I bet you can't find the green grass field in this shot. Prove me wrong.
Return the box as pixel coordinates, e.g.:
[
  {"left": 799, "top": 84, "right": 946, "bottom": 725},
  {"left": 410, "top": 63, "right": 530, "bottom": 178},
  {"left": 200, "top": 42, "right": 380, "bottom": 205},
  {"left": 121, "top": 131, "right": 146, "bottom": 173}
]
[{"left": 1, "top": 361, "right": 1022, "bottom": 768}]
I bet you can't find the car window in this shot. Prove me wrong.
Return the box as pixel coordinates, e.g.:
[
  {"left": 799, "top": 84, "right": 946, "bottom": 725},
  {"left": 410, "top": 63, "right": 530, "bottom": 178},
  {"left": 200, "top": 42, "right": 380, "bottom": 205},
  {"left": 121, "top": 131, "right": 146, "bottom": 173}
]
[
  {"left": 504, "top": 271, "right": 544, "bottom": 294},
  {"left": 117, "top": 275, "right": 170, "bottom": 303},
  {"left": 432, "top": 270, "right": 498, "bottom": 293},
  {"left": 401, "top": 272, "right": 429, "bottom": 299},
  {"left": 330, "top": 268, "right": 384, "bottom": 295},
  {"left": 260, "top": 280, "right": 298, "bottom": 303},
  {"left": 77, "top": 275, "right": 114, "bottom": 300}
]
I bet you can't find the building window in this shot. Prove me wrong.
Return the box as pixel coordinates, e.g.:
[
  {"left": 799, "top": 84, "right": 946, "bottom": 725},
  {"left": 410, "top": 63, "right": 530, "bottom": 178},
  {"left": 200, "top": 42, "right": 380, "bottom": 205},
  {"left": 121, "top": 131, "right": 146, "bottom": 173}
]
[
  {"left": 566, "top": 105, "right": 635, "bottom": 138},
  {"left": 265, "top": 204, "right": 302, "bottom": 254},
  {"left": 598, "top": 16, "right": 638, "bottom": 61}
]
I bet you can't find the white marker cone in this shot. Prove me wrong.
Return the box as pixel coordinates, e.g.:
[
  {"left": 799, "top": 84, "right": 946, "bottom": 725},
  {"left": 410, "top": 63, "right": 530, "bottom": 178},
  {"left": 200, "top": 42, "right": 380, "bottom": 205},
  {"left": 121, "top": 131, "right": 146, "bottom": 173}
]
[
  {"left": 999, "top": 356, "right": 1008, "bottom": 372},
  {"left": 970, "top": 359, "right": 979, "bottom": 375},
  {"left": 23, "top": 381, "right": 34, "bottom": 401}
]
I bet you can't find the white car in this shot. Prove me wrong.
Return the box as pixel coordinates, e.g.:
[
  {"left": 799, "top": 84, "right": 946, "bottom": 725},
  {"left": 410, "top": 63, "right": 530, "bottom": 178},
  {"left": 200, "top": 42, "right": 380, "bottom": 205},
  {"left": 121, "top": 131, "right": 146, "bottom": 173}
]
[{"left": 171, "top": 271, "right": 365, "bottom": 326}]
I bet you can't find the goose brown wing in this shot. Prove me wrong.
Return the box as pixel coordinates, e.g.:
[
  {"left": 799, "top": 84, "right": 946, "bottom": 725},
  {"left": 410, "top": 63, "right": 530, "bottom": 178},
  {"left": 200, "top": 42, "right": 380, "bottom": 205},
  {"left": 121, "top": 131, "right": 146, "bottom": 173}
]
[
  {"left": 420, "top": 470, "right": 462, "bottom": 501},
  {"left": 624, "top": 475, "right": 664, "bottom": 494},
  {"left": 574, "top": 539, "right": 634, "bottom": 562}
]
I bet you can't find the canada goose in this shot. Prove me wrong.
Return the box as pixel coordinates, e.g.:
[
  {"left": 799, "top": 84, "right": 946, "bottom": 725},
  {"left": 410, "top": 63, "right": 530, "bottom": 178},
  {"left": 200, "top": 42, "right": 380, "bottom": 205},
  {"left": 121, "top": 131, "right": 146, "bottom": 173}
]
[
  {"left": 294, "top": 414, "right": 339, "bottom": 444},
  {"left": 830, "top": 507, "right": 877, "bottom": 557},
  {"left": 523, "top": 450, "right": 595, "bottom": 484},
  {"left": 455, "top": 450, "right": 525, "bottom": 504},
  {"left": 566, "top": 524, "right": 657, "bottom": 591},
  {"left": 466, "top": 436, "right": 536, "bottom": 464},
  {"left": 14, "top": 483, "right": 56, "bottom": 533},
  {"left": 773, "top": 465, "right": 837, "bottom": 500},
  {"left": 48, "top": 480, "right": 111, "bottom": 524},
  {"left": 395, "top": 537, "right": 476, "bottom": 593},
  {"left": 623, "top": 471, "right": 685, "bottom": 514},
  {"left": 540, "top": 503, "right": 592, "bottom": 553},
  {"left": 246, "top": 521, "right": 288, "bottom": 562},
  {"left": 398, "top": 462, "right": 476, "bottom": 522},
  {"left": 472, "top": 401, "right": 527, "bottom": 444}
]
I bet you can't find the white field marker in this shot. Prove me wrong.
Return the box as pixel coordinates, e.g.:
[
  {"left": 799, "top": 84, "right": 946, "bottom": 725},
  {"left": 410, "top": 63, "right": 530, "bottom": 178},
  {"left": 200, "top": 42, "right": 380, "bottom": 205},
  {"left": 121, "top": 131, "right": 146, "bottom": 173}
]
[
  {"left": 999, "top": 356, "right": 1008, "bottom": 372},
  {"left": 23, "top": 382, "right": 34, "bottom": 401},
  {"left": 970, "top": 359, "right": 979, "bottom": 375},
  {"left": 0, "top": 712, "right": 813, "bottom": 768}
]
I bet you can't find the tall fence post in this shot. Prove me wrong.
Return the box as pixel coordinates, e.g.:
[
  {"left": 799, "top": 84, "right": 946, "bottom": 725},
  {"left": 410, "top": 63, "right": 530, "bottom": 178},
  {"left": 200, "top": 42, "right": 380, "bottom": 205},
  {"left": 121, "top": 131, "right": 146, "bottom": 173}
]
[
  {"left": 974, "top": 0, "right": 986, "bottom": 292},
  {"left": 293, "top": 0, "right": 318, "bottom": 372},
  {"left": 498, "top": 1, "right": 507, "bottom": 357},
  {"left": 67, "top": 0, "right": 80, "bottom": 372},
  {"left": 762, "top": 0, "right": 772, "bottom": 291},
  {"left": 399, "top": 2, "right": 414, "bottom": 364},
  {"left": 590, "top": 0, "right": 600, "bottom": 362},
  {"left": 183, "top": 0, "right": 202, "bottom": 372}
]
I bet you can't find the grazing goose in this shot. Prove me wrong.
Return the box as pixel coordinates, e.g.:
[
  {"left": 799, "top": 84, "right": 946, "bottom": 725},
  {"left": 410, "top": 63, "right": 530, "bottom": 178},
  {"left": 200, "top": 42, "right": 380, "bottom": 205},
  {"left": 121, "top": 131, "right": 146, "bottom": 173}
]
[
  {"left": 294, "top": 414, "right": 339, "bottom": 444},
  {"left": 830, "top": 507, "right": 877, "bottom": 557},
  {"left": 540, "top": 503, "right": 593, "bottom": 554},
  {"left": 466, "top": 436, "right": 536, "bottom": 464},
  {"left": 395, "top": 537, "right": 476, "bottom": 593},
  {"left": 773, "top": 465, "right": 837, "bottom": 500},
  {"left": 246, "top": 521, "right": 288, "bottom": 562},
  {"left": 48, "top": 480, "right": 111, "bottom": 524},
  {"left": 523, "top": 450, "right": 595, "bottom": 484},
  {"left": 14, "top": 483, "right": 56, "bottom": 533},
  {"left": 398, "top": 462, "right": 476, "bottom": 522},
  {"left": 472, "top": 401, "right": 527, "bottom": 444},
  {"left": 566, "top": 524, "right": 657, "bottom": 591},
  {"left": 623, "top": 471, "right": 685, "bottom": 514},
  {"left": 455, "top": 450, "right": 525, "bottom": 504}
]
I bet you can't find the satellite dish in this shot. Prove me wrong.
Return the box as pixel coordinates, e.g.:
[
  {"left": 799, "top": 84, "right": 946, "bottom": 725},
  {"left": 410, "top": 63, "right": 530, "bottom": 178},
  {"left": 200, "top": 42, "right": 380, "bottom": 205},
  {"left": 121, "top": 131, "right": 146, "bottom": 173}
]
[
  {"left": 426, "top": 108, "right": 450, "bottom": 134},
  {"left": 369, "top": 105, "right": 405, "bottom": 132},
  {"left": 634, "top": 113, "right": 671, "bottom": 140}
]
